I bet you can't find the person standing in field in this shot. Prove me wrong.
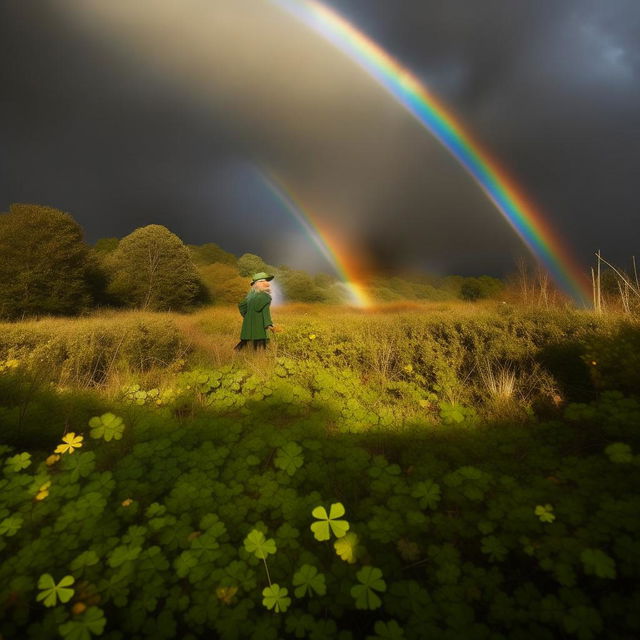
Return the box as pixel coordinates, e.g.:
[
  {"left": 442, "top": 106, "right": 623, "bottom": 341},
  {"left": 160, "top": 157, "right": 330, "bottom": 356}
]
[{"left": 235, "top": 272, "right": 278, "bottom": 350}]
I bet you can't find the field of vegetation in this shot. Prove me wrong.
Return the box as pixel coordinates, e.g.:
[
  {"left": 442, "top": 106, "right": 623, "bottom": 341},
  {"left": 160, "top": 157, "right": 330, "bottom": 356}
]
[{"left": 1, "top": 301, "right": 639, "bottom": 640}]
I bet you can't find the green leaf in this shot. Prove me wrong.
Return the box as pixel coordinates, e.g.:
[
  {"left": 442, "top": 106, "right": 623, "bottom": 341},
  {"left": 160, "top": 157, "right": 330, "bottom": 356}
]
[
  {"left": 5, "top": 452, "right": 31, "bottom": 472},
  {"left": 0, "top": 513, "right": 23, "bottom": 537},
  {"left": 580, "top": 548, "right": 616, "bottom": 579},
  {"left": 367, "top": 620, "right": 405, "bottom": 640},
  {"left": 292, "top": 564, "right": 326, "bottom": 597},
  {"left": 108, "top": 545, "right": 141, "bottom": 568},
  {"left": 534, "top": 504, "right": 556, "bottom": 523},
  {"left": 58, "top": 606, "right": 106, "bottom": 640},
  {"left": 481, "top": 536, "right": 508, "bottom": 562},
  {"left": 36, "top": 574, "right": 75, "bottom": 607},
  {"left": 311, "top": 503, "right": 350, "bottom": 541},
  {"left": 350, "top": 566, "right": 386, "bottom": 610},
  {"left": 604, "top": 442, "right": 633, "bottom": 463},
  {"left": 70, "top": 550, "right": 100, "bottom": 572},
  {"left": 243, "top": 529, "right": 277, "bottom": 560},
  {"left": 262, "top": 583, "right": 291, "bottom": 613},
  {"left": 88, "top": 413, "right": 125, "bottom": 442},
  {"left": 411, "top": 480, "right": 441, "bottom": 510},
  {"left": 274, "top": 442, "right": 304, "bottom": 476}
]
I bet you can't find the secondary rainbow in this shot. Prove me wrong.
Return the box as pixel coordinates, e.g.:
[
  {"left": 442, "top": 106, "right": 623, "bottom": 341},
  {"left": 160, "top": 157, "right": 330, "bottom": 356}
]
[
  {"left": 271, "top": 0, "right": 592, "bottom": 304},
  {"left": 258, "top": 171, "right": 372, "bottom": 307}
]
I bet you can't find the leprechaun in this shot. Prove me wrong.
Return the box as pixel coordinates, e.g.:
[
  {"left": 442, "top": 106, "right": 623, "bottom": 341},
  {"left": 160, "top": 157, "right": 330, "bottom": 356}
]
[{"left": 235, "top": 272, "right": 277, "bottom": 350}]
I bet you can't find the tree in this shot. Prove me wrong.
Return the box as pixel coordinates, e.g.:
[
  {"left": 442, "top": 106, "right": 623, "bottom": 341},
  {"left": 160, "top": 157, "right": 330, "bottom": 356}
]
[
  {"left": 94, "top": 237, "right": 120, "bottom": 253},
  {"left": 198, "top": 263, "right": 247, "bottom": 304},
  {"left": 0, "top": 203, "right": 92, "bottom": 319},
  {"left": 105, "top": 225, "right": 202, "bottom": 311},
  {"left": 237, "top": 253, "right": 272, "bottom": 277},
  {"left": 188, "top": 243, "right": 237, "bottom": 266}
]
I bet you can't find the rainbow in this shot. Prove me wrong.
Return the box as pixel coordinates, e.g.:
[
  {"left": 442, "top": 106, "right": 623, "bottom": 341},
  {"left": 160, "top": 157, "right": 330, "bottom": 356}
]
[
  {"left": 271, "top": 0, "right": 592, "bottom": 304},
  {"left": 258, "top": 171, "right": 373, "bottom": 307}
]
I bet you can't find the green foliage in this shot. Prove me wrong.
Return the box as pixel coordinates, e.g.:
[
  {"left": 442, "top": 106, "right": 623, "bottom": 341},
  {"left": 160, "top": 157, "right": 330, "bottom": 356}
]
[
  {"left": 292, "top": 564, "right": 326, "bottom": 597},
  {"left": 5, "top": 451, "right": 31, "bottom": 472},
  {"left": 367, "top": 620, "right": 405, "bottom": 640},
  {"left": 604, "top": 442, "right": 634, "bottom": 463},
  {"left": 244, "top": 529, "right": 277, "bottom": 560},
  {"left": 0, "top": 203, "right": 93, "bottom": 319},
  {"left": 88, "top": 412, "right": 125, "bottom": 441},
  {"left": 534, "top": 504, "right": 556, "bottom": 523},
  {"left": 350, "top": 566, "right": 386, "bottom": 610},
  {"left": 262, "top": 584, "right": 291, "bottom": 613},
  {"left": 410, "top": 480, "right": 441, "bottom": 509},
  {"left": 36, "top": 573, "right": 75, "bottom": 607},
  {"left": 311, "top": 503, "right": 350, "bottom": 541},
  {"left": 105, "top": 224, "right": 202, "bottom": 311},
  {"left": 580, "top": 549, "right": 616, "bottom": 579},
  {"left": 58, "top": 607, "right": 106, "bottom": 640},
  {"left": 274, "top": 442, "right": 304, "bottom": 476}
]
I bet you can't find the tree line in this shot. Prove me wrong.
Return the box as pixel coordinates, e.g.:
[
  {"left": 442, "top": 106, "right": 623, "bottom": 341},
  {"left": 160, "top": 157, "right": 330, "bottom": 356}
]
[{"left": 0, "top": 203, "right": 504, "bottom": 319}]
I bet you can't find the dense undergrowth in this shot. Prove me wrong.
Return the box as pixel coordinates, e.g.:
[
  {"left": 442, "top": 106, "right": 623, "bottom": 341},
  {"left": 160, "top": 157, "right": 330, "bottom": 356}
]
[{"left": 1, "top": 303, "right": 639, "bottom": 639}]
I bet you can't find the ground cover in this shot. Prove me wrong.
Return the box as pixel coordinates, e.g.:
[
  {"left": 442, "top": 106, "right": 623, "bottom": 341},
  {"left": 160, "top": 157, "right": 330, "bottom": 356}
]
[{"left": 1, "top": 303, "right": 639, "bottom": 639}]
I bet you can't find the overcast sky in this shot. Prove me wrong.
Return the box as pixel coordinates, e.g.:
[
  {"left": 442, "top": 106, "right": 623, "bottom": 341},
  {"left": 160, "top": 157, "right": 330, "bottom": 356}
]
[{"left": 1, "top": 0, "right": 638, "bottom": 277}]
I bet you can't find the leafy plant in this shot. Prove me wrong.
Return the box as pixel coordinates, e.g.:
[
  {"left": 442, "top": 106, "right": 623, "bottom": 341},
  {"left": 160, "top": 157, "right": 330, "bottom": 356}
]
[
  {"left": 311, "top": 503, "right": 350, "bottom": 541},
  {"left": 36, "top": 573, "right": 75, "bottom": 607},
  {"left": 350, "top": 566, "right": 386, "bottom": 610},
  {"left": 58, "top": 606, "right": 106, "bottom": 640},
  {"left": 262, "top": 584, "right": 291, "bottom": 613},
  {"left": 88, "top": 413, "right": 125, "bottom": 441},
  {"left": 55, "top": 433, "right": 84, "bottom": 455},
  {"left": 274, "top": 442, "right": 304, "bottom": 476},
  {"left": 292, "top": 564, "right": 326, "bottom": 597}
]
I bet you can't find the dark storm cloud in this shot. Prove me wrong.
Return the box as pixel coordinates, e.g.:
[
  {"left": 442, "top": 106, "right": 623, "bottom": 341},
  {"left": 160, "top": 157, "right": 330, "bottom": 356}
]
[{"left": 1, "top": 0, "right": 638, "bottom": 277}]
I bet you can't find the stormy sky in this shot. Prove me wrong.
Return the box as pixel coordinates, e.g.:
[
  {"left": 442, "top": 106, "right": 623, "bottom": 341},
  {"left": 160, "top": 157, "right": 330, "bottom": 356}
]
[{"left": 1, "top": 0, "right": 638, "bottom": 278}]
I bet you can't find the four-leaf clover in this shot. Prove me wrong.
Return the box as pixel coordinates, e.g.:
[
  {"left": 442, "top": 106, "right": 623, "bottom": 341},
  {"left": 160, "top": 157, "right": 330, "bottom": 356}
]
[
  {"left": 36, "top": 574, "right": 75, "bottom": 607},
  {"left": 274, "top": 442, "right": 304, "bottom": 476},
  {"left": 311, "top": 503, "right": 350, "bottom": 541},
  {"left": 534, "top": 504, "right": 556, "bottom": 523},
  {"left": 5, "top": 452, "right": 31, "bottom": 472}
]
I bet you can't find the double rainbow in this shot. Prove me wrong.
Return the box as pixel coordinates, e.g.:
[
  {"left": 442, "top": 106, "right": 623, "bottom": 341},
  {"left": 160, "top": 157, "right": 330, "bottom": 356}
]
[
  {"left": 271, "top": 0, "right": 592, "bottom": 304},
  {"left": 259, "top": 171, "right": 372, "bottom": 306}
]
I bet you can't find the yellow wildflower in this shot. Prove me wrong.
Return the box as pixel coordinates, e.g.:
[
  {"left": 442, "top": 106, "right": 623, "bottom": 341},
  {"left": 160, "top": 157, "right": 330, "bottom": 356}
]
[
  {"left": 121, "top": 498, "right": 133, "bottom": 507},
  {"left": 54, "top": 433, "right": 84, "bottom": 455},
  {"left": 45, "top": 454, "right": 61, "bottom": 466},
  {"left": 36, "top": 481, "right": 51, "bottom": 501},
  {"left": 308, "top": 334, "right": 317, "bottom": 340},
  {"left": 72, "top": 602, "right": 87, "bottom": 615}
]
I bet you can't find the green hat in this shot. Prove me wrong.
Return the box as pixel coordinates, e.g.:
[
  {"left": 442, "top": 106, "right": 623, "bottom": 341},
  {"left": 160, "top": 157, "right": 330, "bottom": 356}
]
[{"left": 250, "top": 272, "right": 274, "bottom": 285}]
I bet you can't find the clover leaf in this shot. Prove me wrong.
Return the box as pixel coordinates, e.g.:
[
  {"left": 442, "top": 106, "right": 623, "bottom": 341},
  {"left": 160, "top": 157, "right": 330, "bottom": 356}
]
[
  {"left": 274, "top": 442, "right": 304, "bottom": 476},
  {"left": 292, "top": 564, "right": 326, "bottom": 597},
  {"left": 534, "top": 504, "right": 556, "bottom": 523},
  {"left": 58, "top": 606, "right": 106, "bottom": 640},
  {"left": 604, "top": 442, "right": 633, "bottom": 463},
  {"left": 5, "top": 452, "right": 31, "bottom": 472},
  {"left": 311, "top": 503, "right": 349, "bottom": 541},
  {"left": 481, "top": 536, "right": 508, "bottom": 562},
  {"left": 89, "top": 413, "right": 125, "bottom": 442},
  {"left": 334, "top": 532, "right": 361, "bottom": 564},
  {"left": 580, "top": 548, "right": 616, "bottom": 579},
  {"left": 54, "top": 433, "right": 84, "bottom": 454},
  {"left": 262, "top": 583, "right": 291, "bottom": 613},
  {"left": 411, "top": 480, "right": 441, "bottom": 509},
  {"left": 367, "top": 620, "right": 406, "bottom": 640},
  {"left": 243, "top": 529, "right": 277, "bottom": 560},
  {"left": 70, "top": 550, "right": 100, "bottom": 572},
  {"left": 0, "top": 513, "right": 23, "bottom": 537},
  {"left": 351, "top": 566, "right": 386, "bottom": 610},
  {"left": 36, "top": 574, "right": 75, "bottom": 607}
]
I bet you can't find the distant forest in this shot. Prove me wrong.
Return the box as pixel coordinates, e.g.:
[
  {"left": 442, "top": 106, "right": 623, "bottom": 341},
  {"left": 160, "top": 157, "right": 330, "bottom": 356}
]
[{"left": 0, "top": 203, "right": 505, "bottom": 319}]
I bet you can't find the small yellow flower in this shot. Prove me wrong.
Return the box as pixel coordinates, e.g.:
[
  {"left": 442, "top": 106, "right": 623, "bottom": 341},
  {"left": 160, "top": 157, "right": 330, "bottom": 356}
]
[
  {"left": 403, "top": 364, "right": 414, "bottom": 373},
  {"left": 72, "top": 602, "right": 87, "bottom": 615},
  {"left": 54, "top": 433, "right": 84, "bottom": 455},
  {"left": 45, "top": 454, "right": 61, "bottom": 466},
  {"left": 308, "top": 334, "right": 317, "bottom": 340},
  {"left": 5, "top": 359, "right": 19, "bottom": 369},
  {"left": 121, "top": 498, "right": 133, "bottom": 507},
  {"left": 591, "top": 361, "right": 597, "bottom": 366},
  {"left": 35, "top": 481, "right": 51, "bottom": 501}
]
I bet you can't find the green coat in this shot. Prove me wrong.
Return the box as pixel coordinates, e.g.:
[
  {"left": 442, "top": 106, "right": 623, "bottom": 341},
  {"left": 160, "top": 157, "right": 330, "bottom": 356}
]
[{"left": 239, "top": 291, "right": 273, "bottom": 340}]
